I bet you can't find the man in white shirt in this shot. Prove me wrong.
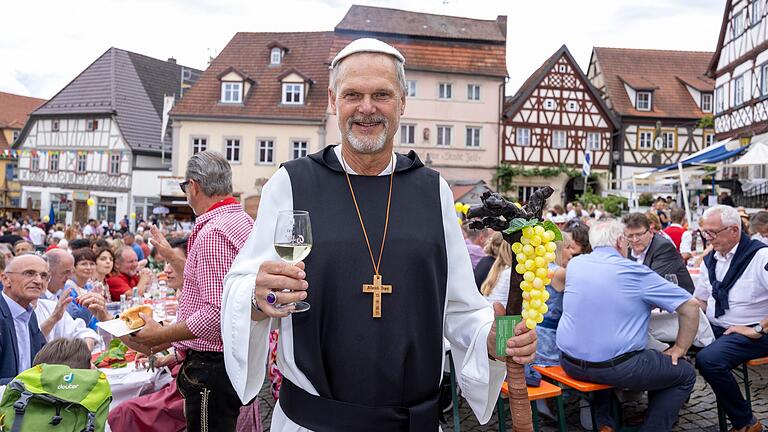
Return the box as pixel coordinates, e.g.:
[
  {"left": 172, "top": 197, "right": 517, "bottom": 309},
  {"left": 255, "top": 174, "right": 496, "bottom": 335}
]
[
  {"left": 694, "top": 205, "right": 768, "bottom": 432},
  {"left": 28, "top": 223, "right": 46, "bottom": 251},
  {"left": 34, "top": 293, "right": 101, "bottom": 350}
]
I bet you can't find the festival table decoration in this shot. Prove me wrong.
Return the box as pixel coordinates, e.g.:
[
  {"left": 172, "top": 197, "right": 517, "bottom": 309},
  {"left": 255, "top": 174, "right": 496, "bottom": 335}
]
[{"left": 467, "top": 186, "right": 558, "bottom": 432}]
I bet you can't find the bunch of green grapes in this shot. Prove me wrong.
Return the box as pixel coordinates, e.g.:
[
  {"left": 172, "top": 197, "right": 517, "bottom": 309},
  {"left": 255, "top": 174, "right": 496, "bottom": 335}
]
[{"left": 511, "top": 225, "right": 557, "bottom": 330}]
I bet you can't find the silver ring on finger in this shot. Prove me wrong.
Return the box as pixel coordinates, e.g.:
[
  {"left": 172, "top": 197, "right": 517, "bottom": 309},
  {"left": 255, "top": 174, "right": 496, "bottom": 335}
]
[{"left": 266, "top": 291, "right": 278, "bottom": 305}]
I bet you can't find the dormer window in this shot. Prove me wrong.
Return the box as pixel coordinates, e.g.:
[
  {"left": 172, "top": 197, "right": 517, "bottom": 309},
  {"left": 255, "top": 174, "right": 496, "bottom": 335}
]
[
  {"left": 283, "top": 83, "right": 304, "bottom": 104},
  {"left": 636, "top": 92, "right": 652, "bottom": 111},
  {"left": 270, "top": 48, "right": 282, "bottom": 65},
  {"left": 701, "top": 93, "right": 713, "bottom": 112},
  {"left": 221, "top": 82, "right": 243, "bottom": 104}
]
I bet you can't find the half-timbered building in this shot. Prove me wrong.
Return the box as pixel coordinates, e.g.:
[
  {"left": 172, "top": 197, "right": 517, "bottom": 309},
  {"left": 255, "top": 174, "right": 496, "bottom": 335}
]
[
  {"left": 587, "top": 48, "right": 716, "bottom": 190},
  {"left": 502, "top": 45, "right": 616, "bottom": 205},
  {"left": 709, "top": 0, "right": 768, "bottom": 184},
  {"left": 15, "top": 48, "right": 199, "bottom": 224}
]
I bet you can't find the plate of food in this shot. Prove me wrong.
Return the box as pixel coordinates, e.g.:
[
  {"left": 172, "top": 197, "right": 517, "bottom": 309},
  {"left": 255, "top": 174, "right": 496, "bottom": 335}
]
[
  {"left": 92, "top": 339, "right": 138, "bottom": 369},
  {"left": 97, "top": 305, "right": 157, "bottom": 337}
]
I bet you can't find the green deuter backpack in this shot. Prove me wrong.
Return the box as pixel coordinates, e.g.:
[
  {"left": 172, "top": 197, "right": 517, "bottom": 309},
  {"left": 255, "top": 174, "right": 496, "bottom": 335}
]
[{"left": 0, "top": 364, "right": 111, "bottom": 432}]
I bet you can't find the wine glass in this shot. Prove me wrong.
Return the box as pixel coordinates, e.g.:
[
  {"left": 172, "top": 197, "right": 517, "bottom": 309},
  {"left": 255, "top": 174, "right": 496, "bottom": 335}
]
[
  {"left": 273, "top": 210, "right": 312, "bottom": 313},
  {"left": 664, "top": 274, "right": 679, "bottom": 286}
]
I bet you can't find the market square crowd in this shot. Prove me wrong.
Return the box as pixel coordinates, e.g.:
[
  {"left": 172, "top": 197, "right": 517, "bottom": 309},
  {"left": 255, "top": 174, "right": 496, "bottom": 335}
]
[{"left": 0, "top": 38, "right": 766, "bottom": 432}]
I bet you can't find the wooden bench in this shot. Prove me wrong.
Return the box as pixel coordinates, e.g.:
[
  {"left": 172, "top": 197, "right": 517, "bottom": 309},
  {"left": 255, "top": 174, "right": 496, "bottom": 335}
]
[
  {"left": 497, "top": 380, "right": 566, "bottom": 432},
  {"left": 716, "top": 356, "right": 768, "bottom": 432},
  {"left": 534, "top": 365, "right": 617, "bottom": 431}
]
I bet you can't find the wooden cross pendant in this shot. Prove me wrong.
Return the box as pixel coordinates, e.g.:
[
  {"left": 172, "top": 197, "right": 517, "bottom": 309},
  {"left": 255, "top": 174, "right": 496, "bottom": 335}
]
[{"left": 362, "top": 274, "right": 392, "bottom": 318}]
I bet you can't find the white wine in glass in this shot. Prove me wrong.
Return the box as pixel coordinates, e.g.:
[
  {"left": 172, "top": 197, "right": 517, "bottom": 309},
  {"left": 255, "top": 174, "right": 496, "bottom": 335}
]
[{"left": 273, "top": 210, "right": 312, "bottom": 312}]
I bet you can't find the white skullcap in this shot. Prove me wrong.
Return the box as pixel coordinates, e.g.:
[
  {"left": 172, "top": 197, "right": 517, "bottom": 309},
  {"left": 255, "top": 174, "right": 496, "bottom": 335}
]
[{"left": 330, "top": 38, "right": 405, "bottom": 68}]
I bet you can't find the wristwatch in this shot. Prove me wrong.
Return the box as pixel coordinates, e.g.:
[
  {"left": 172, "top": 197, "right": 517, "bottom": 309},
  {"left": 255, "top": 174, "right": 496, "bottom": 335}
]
[{"left": 753, "top": 324, "right": 766, "bottom": 335}]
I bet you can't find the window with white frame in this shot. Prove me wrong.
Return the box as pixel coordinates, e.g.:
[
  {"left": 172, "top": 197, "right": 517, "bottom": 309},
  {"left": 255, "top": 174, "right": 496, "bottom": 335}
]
[
  {"left": 467, "top": 84, "right": 480, "bottom": 101},
  {"left": 225, "top": 138, "right": 241, "bottom": 162},
  {"left": 466, "top": 127, "right": 481, "bottom": 147},
  {"left": 516, "top": 128, "right": 531, "bottom": 146},
  {"left": 552, "top": 130, "right": 567, "bottom": 149},
  {"left": 638, "top": 131, "right": 653, "bottom": 149},
  {"left": 192, "top": 137, "right": 207, "bottom": 154},
  {"left": 701, "top": 93, "right": 713, "bottom": 112},
  {"left": 109, "top": 154, "right": 120, "bottom": 175},
  {"left": 734, "top": 75, "right": 745, "bottom": 106},
  {"left": 587, "top": 132, "right": 601, "bottom": 150},
  {"left": 49, "top": 152, "right": 59, "bottom": 172},
  {"left": 518, "top": 186, "right": 542, "bottom": 204},
  {"left": 31, "top": 154, "right": 39, "bottom": 171},
  {"left": 86, "top": 119, "right": 99, "bottom": 131},
  {"left": 761, "top": 64, "right": 768, "bottom": 97},
  {"left": 52, "top": 119, "right": 60, "bottom": 132},
  {"left": 753, "top": 1, "right": 762, "bottom": 25},
  {"left": 716, "top": 86, "right": 725, "bottom": 113},
  {"left": 544, "top": 99, "right": 555, "bottom": 110},
  {"left": 76, "top": 153, "right": 87, "bottom": 173},
  {"left": 282, "top": 83, "right": 304, "bottom": 104},
  {"left": 258, "top": 140, "right": 275, "bottom": 164},
  {"left": 705, "top": 132, "right": 714, "bottom": 147},
  {"left": 436, "top": 126, "right": 452, "bottom": 146},
  {"left": 221, "top": 82, "right": 242, "bottom": 103},
  {"left": 406, "top": 80, "right": 417, "bottom": 97},
  {"left": 400, "top": 124, "right": 415, "bottom": 145},
  {"left": 292, "top": 140, "right": 308, "bottom": 159},
  {"left": 662, "top": 131, "right": 675, "bottom": 150},
  {"left": 567, "top": 101, "right": 578, "bottom": 112},
  {"left": 733, "top": 10, "right": 744, "bottom": 37},
  {"left": 270, "top": 47, "right": 282, "bottom": 65},
  {"left": 439, "top": 83, "right": 452, "bottom": 99},
  {"left": 636, "top": 92, "right": 652, "bottom": 111}
]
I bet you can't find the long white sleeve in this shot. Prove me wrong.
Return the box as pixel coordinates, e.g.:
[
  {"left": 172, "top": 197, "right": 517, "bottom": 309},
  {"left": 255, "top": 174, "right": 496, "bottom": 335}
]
[
  {"left": 34, "top": 299, "right": 100, "bottom": 344},
  {"left": 439, "top": 177, "right": 506, "bottom": 424},
  {"left": 222, "top": 168, "right": 292, "bottom": 404}
]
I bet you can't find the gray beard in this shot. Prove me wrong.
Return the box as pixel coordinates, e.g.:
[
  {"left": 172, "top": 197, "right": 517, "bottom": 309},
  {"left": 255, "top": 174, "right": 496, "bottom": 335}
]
[{"left": 344, "top": 118, "right": 388, "bottom": 154}]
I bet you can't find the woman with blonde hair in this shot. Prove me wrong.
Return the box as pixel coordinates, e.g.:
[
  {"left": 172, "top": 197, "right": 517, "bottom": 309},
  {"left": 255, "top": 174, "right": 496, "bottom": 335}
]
[
  {"left": 474, "top": 232, "right": 504, "bottom": 289},
  {"left": 480, "top": 240, "right": 513, "bottom": 305}
]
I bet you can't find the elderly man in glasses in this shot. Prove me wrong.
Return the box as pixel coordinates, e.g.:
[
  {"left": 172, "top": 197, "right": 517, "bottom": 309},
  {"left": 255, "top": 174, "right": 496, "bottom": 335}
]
[
  {"left": 694, "top": 205, "right": 768, "bottom": 432},
  {"left": 0, "top": 255, "right": 50, "bottom": 383}
]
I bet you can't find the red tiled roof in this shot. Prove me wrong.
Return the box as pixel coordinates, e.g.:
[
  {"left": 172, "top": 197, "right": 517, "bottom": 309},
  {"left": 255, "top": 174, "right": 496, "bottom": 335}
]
[
  {"left": 593, "top": 47, "right": 714, "bottom": 119},
  {"left": 336, "top": 5, "right": 506, "bottom": 43},
  {"left": 0, "top": 91, "right": 46, "bottom": 130},
  {"left": 171, "top": 32, "right": 334, "bottom": 121},
  {"left": 330, "top": 33, "right": 508, "bottom": 78}
]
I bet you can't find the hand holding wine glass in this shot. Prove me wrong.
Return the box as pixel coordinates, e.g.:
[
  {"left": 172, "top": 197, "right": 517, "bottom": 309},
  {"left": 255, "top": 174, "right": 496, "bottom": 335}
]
[{"left": 270, "top": 210, "right": 312, "bottom": 313}]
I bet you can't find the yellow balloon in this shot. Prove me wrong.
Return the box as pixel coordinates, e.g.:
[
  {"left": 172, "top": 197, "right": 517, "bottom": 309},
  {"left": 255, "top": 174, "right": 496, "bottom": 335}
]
[
  {"left": 539, "top": 303, "right": 549, "bottom": 315},
  {"left": 522, "top": 300, "right": 530, "bottom": 310},
  {"left": 520, "top": 237, "right": 531, "bottom": 246},
  {"left": 523, "top": 271, "right": 535, "bottom": 282},
  {"left": 534, "top": 225, "right": 545, "bottom": 235},
  {"left": 522, "top": 292, "right": 531, "bottom": 301},
  {"left": 130, "top": 212, "right": 136, "bottom": 219},
  {"left": 520, "top": 280, "right": 533, "bottom": 291},
  {"left": 516, "top": 253, "right": 527, "bottom": 264},
  {"left": 533, "top": 277, "right": 544, "bottom": 289},
  {"left": 546, "top": 242, "right": 557, "bottom": 253},
  {"left": 535, "top": 267, "right": 548, "bottom": 279},
  {"left": 43, "top": 216, "right": 50, "bottom": 223},
  {"left": 523, "top": 244, "right": 535, "bottom": 257},
  {"left": 541, "top": 290, "right": 550, "bottom": 302},
  {"left": 535, "top": 257, "right": 547, "bottom": 268},
  {"left": 526, "top": 318, "right": 537, "bottom": 330},
  {"left": 454, "top": 202, "right": 464, "bottom": 213},
  {"left": 530, "top": 236, "right": 542, "bottom": 247},
  {"left": 535, "top": 245, "right": 547, "bottom": 256},
  {"left": 524, "top": 260, "right": 535, "bottom": 271},
  {"left": 530, "top": 299, "right": 543, "bottom": 309},
  {"left": 544, "top": 231, "right": 556, "bottom": 242},
  {"left": 515, "top": 264, "right": 527, "bottom": 274},
  {"left": 521, "top": 309, "right": 529, "bottom": 319},
  {"left": 86, "top": 198, "right": 95, "bottom": 206}
]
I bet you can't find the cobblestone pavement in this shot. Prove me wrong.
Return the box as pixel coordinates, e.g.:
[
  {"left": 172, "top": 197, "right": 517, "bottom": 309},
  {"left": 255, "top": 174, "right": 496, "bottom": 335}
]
[{"left": 254, "top": 365, "right": 767, "bottom": 431}]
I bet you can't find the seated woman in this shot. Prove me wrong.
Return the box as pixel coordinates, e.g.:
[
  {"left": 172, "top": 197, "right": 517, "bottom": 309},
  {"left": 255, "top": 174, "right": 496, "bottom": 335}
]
[
  {"left": 64, "top": 248, "right": 107, "bottom": 329},
  {"left": 480, "top": 241, "right": 512, "bottom": 305},
  {"left": 474, "top": 232, "right": 503, "bottom": 291},
  {"left": 93, "top": 247, "right": 115, "bottom": 301}
]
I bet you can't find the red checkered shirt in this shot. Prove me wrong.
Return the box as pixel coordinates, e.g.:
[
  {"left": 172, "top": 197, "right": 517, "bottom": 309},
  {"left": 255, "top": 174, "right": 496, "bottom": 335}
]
[{"left": 173, "top": 202, "right": 253, "bottom": 353}]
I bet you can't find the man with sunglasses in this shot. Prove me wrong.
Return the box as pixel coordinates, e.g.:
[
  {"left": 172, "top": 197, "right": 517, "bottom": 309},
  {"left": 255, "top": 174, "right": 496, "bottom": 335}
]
[
  {"left": 0, "top": 255, "right": 49, "bottom": 384},
  {"left": 694, "top": 205, "right": 768, "bottom": 432}
]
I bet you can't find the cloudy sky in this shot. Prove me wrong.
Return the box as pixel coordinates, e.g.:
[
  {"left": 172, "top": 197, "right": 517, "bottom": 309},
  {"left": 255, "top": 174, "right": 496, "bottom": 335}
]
[{"left": 2, "top": 0, "right": 725, "bottom": 100}]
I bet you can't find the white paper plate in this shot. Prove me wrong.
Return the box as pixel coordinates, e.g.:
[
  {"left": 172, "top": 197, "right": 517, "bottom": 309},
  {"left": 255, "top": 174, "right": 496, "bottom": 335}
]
[{"left": 96, "top": 316, "right": 158, "bottom": 337}]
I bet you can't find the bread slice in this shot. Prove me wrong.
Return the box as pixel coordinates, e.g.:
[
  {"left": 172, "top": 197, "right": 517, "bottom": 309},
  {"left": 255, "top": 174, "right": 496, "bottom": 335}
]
[{"left": 121, "top": 305, "right": 154, "bottom": 330}]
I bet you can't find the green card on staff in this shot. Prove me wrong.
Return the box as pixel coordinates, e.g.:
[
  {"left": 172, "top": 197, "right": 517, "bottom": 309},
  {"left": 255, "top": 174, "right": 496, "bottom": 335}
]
[{"left": 495, "top": 315, "right": 521, "bottom": 358}]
